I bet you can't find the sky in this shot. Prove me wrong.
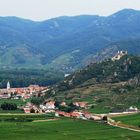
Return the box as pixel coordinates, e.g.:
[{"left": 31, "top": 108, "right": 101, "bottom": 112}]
[{"left": 0, "top": 0, "right": 140, "bottom": 21}]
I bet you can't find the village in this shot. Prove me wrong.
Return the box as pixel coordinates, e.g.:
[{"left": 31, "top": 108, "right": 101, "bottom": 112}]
[
  {"left": 24, "top": 100, "right": 139, "bottom": 121},
  {"left": 0, "top": 81, "right": 139, "bottom": 123},
  {"left": 0, "top": 81, "right": 48, "bottom": 100}
]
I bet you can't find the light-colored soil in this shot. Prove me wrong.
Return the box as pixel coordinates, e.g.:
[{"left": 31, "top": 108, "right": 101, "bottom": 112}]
[{"left": 32, "top": 119, "right": 60, "bottom": 122}]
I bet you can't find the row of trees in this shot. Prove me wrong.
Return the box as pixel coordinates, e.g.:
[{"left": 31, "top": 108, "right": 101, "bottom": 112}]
[
  {"left": 31, "top": 97, "right": 45, "bottom": 106},
  {"left": 0, "top": 102, "right": 17, "bottom": 110},
  {"left": 55, "top": 101, "right": 79, "bottom": 113}
]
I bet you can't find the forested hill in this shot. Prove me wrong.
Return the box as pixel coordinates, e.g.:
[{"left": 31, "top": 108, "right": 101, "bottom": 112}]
[
  {"left": 0, "top": 9, "right": 140, "bottom": 71},
  {"left": 58, "top": 55, "right": 140, "bottom": 90},
  {"left": 0, "top": 69, "right": 64, "bottom": 88}
]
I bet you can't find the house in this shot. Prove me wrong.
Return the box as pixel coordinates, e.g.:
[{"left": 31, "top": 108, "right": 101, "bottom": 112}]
[
  {"left": 23, "top": 103, "right": 33, "bottom": 113},
  {"left": 40, "top": 101, "right": 55, "bottom": 113},
  {"left": 82, "top": 111, "right": 102, "bottom": 120},
  {"left": 13, "top": 95, "right": 22, "bottom": 100},
  {"left": 45, "top": 101, "right": 55, "bottom": 109},
  {"left": 126, "top": 106, "right": 138, "bottom": 112},
  {"left": 24, "top": 103, "right": 43, "bottom": 114},
  {"left": 60, "top": 102, "right": 67, "bottom": 107},
  {"left": 83, "top": 112, "right": 93, "bottom": 119},
  {"left": 70, "top": 112, "right": 81, "bottom": 118},
  {"left": 32, "top": 105, "right": 43, "bottom": 113},
  {"left": 90, "top": 115, "right": 102, "bottom": 121},
  {"left": 40, "top": 105, "right": 46, "bottom": 110},
  {"left": 45, "top": 110, "right": 55, "bottom": 113},
  {"left": 23, "top": 107, "right": 31, "bottom": 113},
  {"left": 73, "top": 102, "right": 88, "bottom": 108},
  {"left": 56, "top": 111, "right": 71, "bottom": 117},
  {"left": 0, "top": 93, "right": 11, "bottom": 99},
  {"left": 23, "top": 94, "right": 31, "bottom": 99}
]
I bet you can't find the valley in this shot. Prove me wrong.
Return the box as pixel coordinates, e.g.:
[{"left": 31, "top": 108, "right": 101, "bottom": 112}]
[
  {"left": 0, "top": 53, "right": 139, "bottom": 140},
  {"left": 0, "top": 6, "right": 140, "bottom": 140}
]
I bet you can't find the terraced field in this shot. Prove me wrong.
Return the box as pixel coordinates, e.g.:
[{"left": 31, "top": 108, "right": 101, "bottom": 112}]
[{"left": 0, "top": 118, "right": 140, "bottom": 140}]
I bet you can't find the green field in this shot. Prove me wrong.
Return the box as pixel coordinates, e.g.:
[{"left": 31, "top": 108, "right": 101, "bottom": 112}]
[
  {"left": 0, "top": 118, "right": 140, "bottom": 140},
  {"left": 0, "top": 99, "right": 26, "bottom": 106},
  {"left": 113, "top": 113, "right": 140, "bottom": 127},
  {"left": 0, "top": 113, "right": 55, "bottom": 122}
]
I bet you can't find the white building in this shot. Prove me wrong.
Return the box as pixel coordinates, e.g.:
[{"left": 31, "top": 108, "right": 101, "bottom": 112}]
[
  {"left": 127, "top": 106, "right": 138, "bottom": 112},
  {"left": 7, "top": 81, "right": 10, "bottom": 90},
  {"left": 112, "top": 51, "right": 127, "bottom": 61},
  {"left": 45, "top": 101, "right": 55, "bottom": 109}
]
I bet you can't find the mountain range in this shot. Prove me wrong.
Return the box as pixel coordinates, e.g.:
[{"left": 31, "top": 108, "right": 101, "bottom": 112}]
[{"left": 0, "top": 9, "right": 140, "bottom": 71}]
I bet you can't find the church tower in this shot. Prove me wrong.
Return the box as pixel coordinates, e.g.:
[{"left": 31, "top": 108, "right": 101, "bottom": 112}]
[{"left": 7, "top": 81, "right": 10, "bottom": 90}]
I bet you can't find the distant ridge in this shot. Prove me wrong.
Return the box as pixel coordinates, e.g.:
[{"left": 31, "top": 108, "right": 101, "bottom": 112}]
[{"left": 0, "top": 9, "right": 140, "bottom": 71}]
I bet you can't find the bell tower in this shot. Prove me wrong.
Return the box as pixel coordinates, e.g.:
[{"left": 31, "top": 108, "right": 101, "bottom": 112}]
[{"left": 7, "top": 81, "right": 10, "bottom": 90}]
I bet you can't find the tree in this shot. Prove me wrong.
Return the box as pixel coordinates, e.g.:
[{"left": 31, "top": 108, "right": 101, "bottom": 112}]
[
  {"left": 58, "top": 102, "right": 79, "bottom": 113},
  {"left": 31, "top": 97, "right": 44, "bottom": 106},
  {"left": 30, "top": 108, "right": 35, "bottom": 113},
  {"left": 54, "top": 100, "right": 61, "bottom": 108}
]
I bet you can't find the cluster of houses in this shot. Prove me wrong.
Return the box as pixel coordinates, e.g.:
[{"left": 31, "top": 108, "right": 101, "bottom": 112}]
[
  {"left": 0, "top": 82, "right": 48, "bottom": 100},
  {"left": 23, "top": 100, "right": 103, "bottom": 120},
  {"left": 23, "top": 102, "right": 43, "bottom": 114},
  {"left": 55, "top": 111, "right": 102, "bottom": 120},
  {"left": 23, "top": 101, "right": 88, "bottom": 113},
  {"left": 23, "top": 98, "right": 139, "bottom": 122}
]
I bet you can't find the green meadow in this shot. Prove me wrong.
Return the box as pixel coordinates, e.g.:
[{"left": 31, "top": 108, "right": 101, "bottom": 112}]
[
  {"left": 0, "top": 118, "right": 140, "bottom": 140},
  {"left": 0, "top": 99, "right": 26, "bottom": 106},
  {"left": 113, "top": 113, "right": 140, "bottom": 127}
]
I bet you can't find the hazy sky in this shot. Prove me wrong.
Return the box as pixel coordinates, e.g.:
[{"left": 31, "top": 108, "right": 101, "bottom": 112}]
[{"left": 0, "top": 0, "right": 140, "bottom": 21}]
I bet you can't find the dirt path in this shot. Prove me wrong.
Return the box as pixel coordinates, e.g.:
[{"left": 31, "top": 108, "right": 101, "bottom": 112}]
[
  {"left": 32, "top": 119, "right": 59, "bottom": 122},
  {"left": 108, "top": 121, "right": 140, "bottom": 132},
  {"left": 107, "top": 117, "right": 140, "bottom": 133}
]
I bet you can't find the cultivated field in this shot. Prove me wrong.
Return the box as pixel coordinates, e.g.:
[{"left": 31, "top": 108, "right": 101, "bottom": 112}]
[
  {"left": 0, "top": 117, "right": 140, "bottom": 140},
  {"left": 113, "top": 113, "right": 140, "bottom": 127}
]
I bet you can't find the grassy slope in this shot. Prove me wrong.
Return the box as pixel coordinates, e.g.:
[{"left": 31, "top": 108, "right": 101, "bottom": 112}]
[
  {"left": 52, "top": 55, "right": 140, "bottom": 113},
  {"left": 113, "top": 114, "right": 140, "bottom": 127},
  {"left": 0, "top": 119, "right": 140, "bottom": 140},
  {"left": 54, "top": 83, "right": 140, "bottom": 114}
]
